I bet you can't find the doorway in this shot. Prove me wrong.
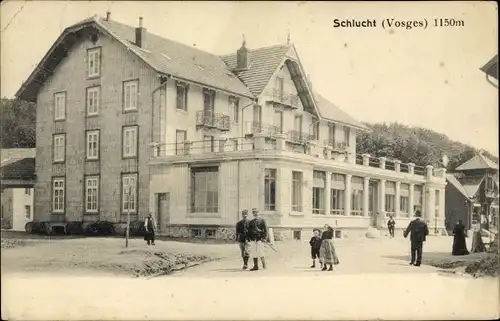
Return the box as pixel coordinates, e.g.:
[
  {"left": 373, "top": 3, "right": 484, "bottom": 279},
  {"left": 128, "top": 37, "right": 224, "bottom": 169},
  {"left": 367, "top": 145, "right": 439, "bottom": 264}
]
[
  {"left": 369, "top": 180, "right": 379, "bottom": 227},
  {"left": 156, "top": 193, "right": 170, "bottom": 234}
]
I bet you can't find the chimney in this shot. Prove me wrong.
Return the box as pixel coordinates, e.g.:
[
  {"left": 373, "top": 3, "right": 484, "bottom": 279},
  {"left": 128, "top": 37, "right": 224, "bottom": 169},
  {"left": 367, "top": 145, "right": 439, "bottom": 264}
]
[
  {"left": 236, "top": 34, "right": 248, "bottom": 70},
  {"left": 106, "top": 12, "right": 111, "bottom": 21},
  {"left": 135, "top": 17, "right": 146, "bottom": 48}
]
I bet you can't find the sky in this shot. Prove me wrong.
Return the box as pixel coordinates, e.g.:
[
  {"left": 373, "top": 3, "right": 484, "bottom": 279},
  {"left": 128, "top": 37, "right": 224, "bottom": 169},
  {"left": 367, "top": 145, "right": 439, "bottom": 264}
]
[{"left": 1, "top": 1, "right": 498, "bottom": 155}]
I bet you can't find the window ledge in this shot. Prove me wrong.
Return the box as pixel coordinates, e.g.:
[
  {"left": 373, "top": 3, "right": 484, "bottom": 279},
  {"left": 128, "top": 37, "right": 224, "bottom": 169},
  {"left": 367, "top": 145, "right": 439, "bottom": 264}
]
[
  {"left": 289, "top": 211, "right": 304, "bottom": 216},
  {"left": 187, "top": 213, "right": 221, "bottom": 218}
]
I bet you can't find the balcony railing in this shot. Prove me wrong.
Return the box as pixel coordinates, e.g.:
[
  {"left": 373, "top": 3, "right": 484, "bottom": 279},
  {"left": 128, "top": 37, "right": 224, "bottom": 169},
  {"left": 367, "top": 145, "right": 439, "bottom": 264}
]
[
  {"left": 263, "top": 88, "right": 301, "bottom": 108},
  {"left": 287, "top": 130, "right": 315, "bottom": 145},
  {"left": 245, "top": 121, "right": 283, "bottom": 137},
  {"left": 323, "top": 139, "right": 348, "bottom": 152},
  {"left": 196, "top": 110, "right": 230, "bottom": 131}
]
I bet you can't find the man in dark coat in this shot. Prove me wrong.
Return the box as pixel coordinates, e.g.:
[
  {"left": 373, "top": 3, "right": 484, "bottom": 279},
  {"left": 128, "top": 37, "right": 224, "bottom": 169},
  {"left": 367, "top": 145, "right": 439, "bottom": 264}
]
[
  {"left": 144, "top": 212, "right": 157, "bottom": 246},
  {"left": 403, "top": 210, "right": 429, "bottom": 266},
  {"left": 248, "top": 208, "right": 268, "bottom": 271},
  {"left": 235, "top": 209, "right": 250, "bottom": 269}
]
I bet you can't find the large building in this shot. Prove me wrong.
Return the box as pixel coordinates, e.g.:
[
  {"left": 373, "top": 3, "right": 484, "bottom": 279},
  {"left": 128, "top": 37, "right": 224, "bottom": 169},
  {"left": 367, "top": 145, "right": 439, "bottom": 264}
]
[{"left": 16, "top": 14, "right": 447, "bottom": 240}]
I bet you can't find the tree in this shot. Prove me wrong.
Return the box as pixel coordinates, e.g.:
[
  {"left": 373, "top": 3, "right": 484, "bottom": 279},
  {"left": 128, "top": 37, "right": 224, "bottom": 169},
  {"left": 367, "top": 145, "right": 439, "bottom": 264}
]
[
  {"left": 357, "top": 122, "right": 498, "bottom": 171},
  {"left": 0, "top": 98, "right": 36, "bottom": 148}
]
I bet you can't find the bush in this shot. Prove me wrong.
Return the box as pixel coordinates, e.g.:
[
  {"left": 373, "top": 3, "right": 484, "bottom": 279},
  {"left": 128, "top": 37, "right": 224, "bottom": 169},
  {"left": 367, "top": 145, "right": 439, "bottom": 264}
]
[
  {"left": 130, "top": 220, "right": 147, "bottom": 237},
  {"left": 66, "top": 221, "right": 84, "bottom": 235},
  {"left": 25, "top": 221, "right": 49, "bottom": 235},
  {"left": 84, "top": 221, "right": 116, "bottom": 236}
]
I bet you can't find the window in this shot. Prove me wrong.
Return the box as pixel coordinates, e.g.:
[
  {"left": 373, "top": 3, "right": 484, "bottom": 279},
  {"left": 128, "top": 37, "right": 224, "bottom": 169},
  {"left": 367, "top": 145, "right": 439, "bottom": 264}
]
[
  {"left": 400, "top": 196, "right": 409, "bottom": 216},
  {"left": 86, "top": 130, "right": 99, "bottom": 160},
  {"left": 331, "top": 173, "right": 345, "bottom": 215},
  {"left": 123, "top": 80, "right": 138, "bottom": 111},
  {"left": 351, "top": 176, "right": 364, "bottom": 216},
  {"left": 203, "top": 135, "right": 215, "bottom": 153},
  {"left": 385, "top": 194, "right": 396, "bottom": 216},
  {"left": 122, "top": 126, "right": 138, "bottom": 158},
  {"left": 53, "top": 134, "right": 65, "bottom": 163},
  {"left": 264, "top": 169, "right": 277, "bottom": 211},
  {"left": 312, "top": 117, "right": 320, "bottom": 140},
  {"left": 85, "top": 177, "right": 99, "bottom": 213},
  {"left": 191, "top": 167, "right": 219, "bottom": 213},
  {"left": 328, "top": 123, "right": 336, "bottom": 145},
  {"left": 312, "top": 171, "right": 326, "bottom": 214},
  {"left": 203, "top": 89, "right": 215, "bottom": 113},
  {"left": 25, "top": 205, "right": 31, "bottom": 220},
  {"left": 52, "top": 178, "right": 65, "bottom": 213},
  {"left": 88, "top": 48, "right": 101, "bottom": 77},
  {"left": 206, "top": 229, "right": 216, "bottom": 238},
  {"left": 230, "top": 96, "right": 239, "bottom": 123},
  {"left": 122, "top": 174, "right": 137, "bottom": 213},
  {"left": 293, "top": 230, "right": 301, "bottom": 240},
  {"left": 294, "top": 115, "right": 303, "bottom": 133},
  {"left": 176, "top": 83, "right": 188, "bottom": 110},
  {"left": 343, "top": 127, "right": 350, "bottom": 146},
  {"left": 292, "top": 171, "right": 303, "bottom": 212},
  {"left": 86, "top": 87, "right": 100, "bottom": 116},
  {"left": 25, "top": 188, "right": 31, "bottom": 195},
  {"left": 275, "top": 76, "right": 284, "bottom": 99},
  {"left": 54, "top": 92, "right": 66, "bottom": 121},
  {"left": 176, "top": 130, "right": 187, "bottom": 155},
  {"left": 191, "top": 229, "right": 202, "bottom": 237},
  {"left": 274, "top": 109, "right": 283, "bottom": 134},
  {"left": 331, "top": 189, "right": 345, "bottom": 215}
]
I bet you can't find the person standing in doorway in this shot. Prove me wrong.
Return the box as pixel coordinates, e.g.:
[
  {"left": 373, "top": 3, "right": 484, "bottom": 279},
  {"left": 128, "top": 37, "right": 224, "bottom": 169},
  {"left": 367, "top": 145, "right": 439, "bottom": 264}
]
[
  {"left": 144, "top": 212, "right": 157, "bottom": 246},
  {"left": 387, "top": 215, "right": 396, "bottom": 238},
  {"left": 235, "top": 209, "right": 250, "bottom": 269},
  {"left": 248, "top": 208, "right": 268, "bottom": 271},
  {"left": 403, "top": 210, "right": 429, "bottom": 266}
]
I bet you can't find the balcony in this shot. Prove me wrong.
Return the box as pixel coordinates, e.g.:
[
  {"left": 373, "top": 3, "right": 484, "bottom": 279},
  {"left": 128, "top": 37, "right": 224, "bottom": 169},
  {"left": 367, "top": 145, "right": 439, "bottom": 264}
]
[
  {"left": 149, "top": 135, "right": 446, "bottom": 184},
  {"left": 244, "top": 121, "right": 282, "bottom": 138},
  {"left": 287, "top": 130, "right": 315, "bottom": 145},
  {"left": 196, "top": 110, "right": 230, "bottom": 131},
  {"left": 263, "top": 88, "right": 301, "bottom": 109},
  {"left": 323, "top": 139, "right": 348, "bottom": 152}
]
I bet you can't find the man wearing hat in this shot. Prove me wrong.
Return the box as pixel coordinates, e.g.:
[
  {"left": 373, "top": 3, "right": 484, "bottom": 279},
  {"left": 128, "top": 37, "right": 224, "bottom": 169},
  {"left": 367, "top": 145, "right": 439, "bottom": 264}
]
[
  {"left": 403, "top": 210, "right": 429, "bottom": 266},
  {"left": 247, "top": 208, "right": 268, "bottom": 271},
  {"left": 235, "top": 209, "right": 250, "bottom": 269}
]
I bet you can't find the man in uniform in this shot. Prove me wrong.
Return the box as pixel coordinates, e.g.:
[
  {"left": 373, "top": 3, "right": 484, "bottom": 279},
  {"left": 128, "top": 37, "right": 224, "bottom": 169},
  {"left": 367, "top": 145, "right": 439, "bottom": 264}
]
[
  {"left": 248, "top": 208, "right": 268, "bottom": 271},
  {"left": 403, "top": 210, "right": 429, "bottom": 266},
  {"left": 235, "top": 209, "right": 250, "bottom": 269}
]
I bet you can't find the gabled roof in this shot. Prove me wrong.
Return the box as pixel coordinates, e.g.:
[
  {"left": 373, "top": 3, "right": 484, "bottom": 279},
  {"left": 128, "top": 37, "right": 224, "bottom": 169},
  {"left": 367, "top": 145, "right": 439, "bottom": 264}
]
[
  {"left": 455, "top": 153, "right": 499, "bottom": 171},
  {"left": 1, "top": 148, "right": 36, "bottom": 167},
  {"left": 446, "top": 174, "right": 470, "bottom": 199},
  {"left": 220, "top": 44, "right": 291, "bottom": 96},
  {"left": 17, "top": 15, "right": 254, "bottom": 101},
  {"left": 462, "top": 175, "right": 485, "bottom": 198},
  {"left": 480, "top": 54, "right": 498, "bottom": 80},
  {"left": 1, "top": 149, "right": 36, "bottom": 180},
  {"left": 313, "top": 92, "right": 369, "bottom": 131}
]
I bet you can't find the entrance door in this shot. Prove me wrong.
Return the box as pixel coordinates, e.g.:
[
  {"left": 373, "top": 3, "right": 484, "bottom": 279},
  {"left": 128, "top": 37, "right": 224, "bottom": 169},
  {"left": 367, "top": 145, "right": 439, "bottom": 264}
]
[
  {"left": 369, "top": 180, "right": 378, "bottom": 227},
  {"left": 157, "top": 193, "right": 170, "bottom": 234}
]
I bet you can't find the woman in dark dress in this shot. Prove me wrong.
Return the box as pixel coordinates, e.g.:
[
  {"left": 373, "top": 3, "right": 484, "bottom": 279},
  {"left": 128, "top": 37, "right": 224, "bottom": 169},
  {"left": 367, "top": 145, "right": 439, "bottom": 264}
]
[
  {"left": 319, "top": 224, "right": 340, "bottom": 271},
  {"left": 452, "top": 220, "right": 469, "bottom": 256}
]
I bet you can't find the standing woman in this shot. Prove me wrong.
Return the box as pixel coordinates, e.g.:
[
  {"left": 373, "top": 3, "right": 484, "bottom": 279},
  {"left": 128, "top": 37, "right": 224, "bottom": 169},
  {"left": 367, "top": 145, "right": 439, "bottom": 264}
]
[
  {"left": 319, "top": 224, "right": 340, "bottom": 271},
  {"left": 452, "top": 220, "right": 469, "bottom": 256}
]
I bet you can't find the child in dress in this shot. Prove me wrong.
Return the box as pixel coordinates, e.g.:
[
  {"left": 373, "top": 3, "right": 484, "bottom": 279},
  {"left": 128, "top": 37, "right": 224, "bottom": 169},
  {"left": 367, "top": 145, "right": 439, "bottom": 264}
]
[{"left": 309, "top": 229, "right": 323, "bottom": 268}]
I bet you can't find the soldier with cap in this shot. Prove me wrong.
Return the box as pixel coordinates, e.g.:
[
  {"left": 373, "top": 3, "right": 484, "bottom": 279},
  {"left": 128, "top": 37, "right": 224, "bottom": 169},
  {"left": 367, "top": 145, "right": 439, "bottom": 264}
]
[
  {"left": 403, "top": 210, "right": 429, "bottom": 266},
  {"left": 235, "top": 209, "right": 250, "bottom": 269},
  {"left": 247, "top": 208, "right": 268, "bottom": 271}
]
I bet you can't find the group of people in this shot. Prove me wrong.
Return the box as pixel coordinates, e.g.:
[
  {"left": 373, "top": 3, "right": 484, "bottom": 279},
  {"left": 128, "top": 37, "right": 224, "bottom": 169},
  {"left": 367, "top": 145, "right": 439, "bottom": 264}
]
[
  {"left": 308, "top": 224, "right": 340, "bottom": 271},
  {"left": 235, "top": 208, "right": 268, "bottom": 270}
]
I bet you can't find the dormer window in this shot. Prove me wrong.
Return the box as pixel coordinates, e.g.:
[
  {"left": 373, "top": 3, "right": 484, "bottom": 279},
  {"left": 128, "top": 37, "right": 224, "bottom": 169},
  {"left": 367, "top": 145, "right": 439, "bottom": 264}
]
[{"left": 88, "top": 48, "right": 101, "bottom": 78}]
